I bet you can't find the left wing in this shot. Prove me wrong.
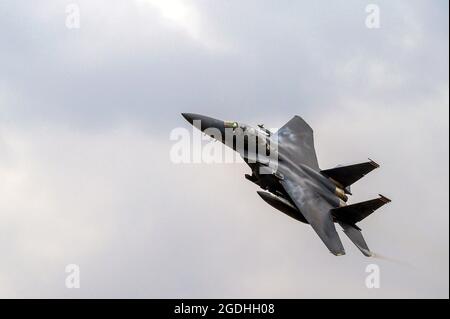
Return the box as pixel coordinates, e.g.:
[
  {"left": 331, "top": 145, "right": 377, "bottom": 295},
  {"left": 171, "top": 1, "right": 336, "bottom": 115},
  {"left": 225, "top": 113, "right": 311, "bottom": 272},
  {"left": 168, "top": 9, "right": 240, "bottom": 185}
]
[{"left": 280, "top": 177, "right": 345, "bottom": 256}]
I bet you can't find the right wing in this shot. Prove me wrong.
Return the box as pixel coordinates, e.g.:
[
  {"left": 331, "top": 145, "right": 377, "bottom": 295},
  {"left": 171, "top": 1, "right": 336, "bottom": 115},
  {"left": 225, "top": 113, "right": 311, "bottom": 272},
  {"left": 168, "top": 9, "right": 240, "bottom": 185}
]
[
  {"left": 280, "top": 177, "right": 346, "bottom": 256},
  {"left": 275, "top": 116, "right": 320, "bottom": 171}
]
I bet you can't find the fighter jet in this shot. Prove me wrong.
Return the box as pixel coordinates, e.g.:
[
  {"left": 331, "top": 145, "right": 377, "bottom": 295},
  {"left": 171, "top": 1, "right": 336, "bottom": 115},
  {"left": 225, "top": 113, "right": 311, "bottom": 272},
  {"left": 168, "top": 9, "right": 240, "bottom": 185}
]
[{"left": 181, "top": 113, "right": 391, "bottom": 256}]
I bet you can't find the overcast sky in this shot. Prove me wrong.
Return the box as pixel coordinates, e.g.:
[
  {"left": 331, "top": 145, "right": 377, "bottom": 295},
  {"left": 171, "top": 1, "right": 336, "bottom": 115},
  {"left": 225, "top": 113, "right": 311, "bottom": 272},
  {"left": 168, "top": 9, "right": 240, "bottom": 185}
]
[{"left": 0, "top": 0, "right": 448, "bottom": 298}]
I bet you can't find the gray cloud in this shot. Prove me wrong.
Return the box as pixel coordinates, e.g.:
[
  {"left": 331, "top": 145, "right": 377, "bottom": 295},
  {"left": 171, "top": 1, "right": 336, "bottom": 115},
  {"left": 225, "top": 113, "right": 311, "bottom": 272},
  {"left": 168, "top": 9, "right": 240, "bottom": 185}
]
[{"left": 0, "top": 0, "right": 448, "bottom": 298}]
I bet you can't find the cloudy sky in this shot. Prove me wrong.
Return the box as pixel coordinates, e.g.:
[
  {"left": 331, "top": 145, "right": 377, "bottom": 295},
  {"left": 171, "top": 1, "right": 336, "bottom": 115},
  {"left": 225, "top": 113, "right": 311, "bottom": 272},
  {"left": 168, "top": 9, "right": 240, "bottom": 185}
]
[{"left": 0, "top": 0, "right": 448, "bottom": 298}]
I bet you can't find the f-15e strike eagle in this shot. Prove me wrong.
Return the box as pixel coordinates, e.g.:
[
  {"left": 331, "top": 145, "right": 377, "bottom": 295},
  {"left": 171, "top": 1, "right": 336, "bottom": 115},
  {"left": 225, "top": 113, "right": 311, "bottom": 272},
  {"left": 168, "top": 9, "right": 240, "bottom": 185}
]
[{"left": 182, "top": 113, "right": 391, "bottom": 256}]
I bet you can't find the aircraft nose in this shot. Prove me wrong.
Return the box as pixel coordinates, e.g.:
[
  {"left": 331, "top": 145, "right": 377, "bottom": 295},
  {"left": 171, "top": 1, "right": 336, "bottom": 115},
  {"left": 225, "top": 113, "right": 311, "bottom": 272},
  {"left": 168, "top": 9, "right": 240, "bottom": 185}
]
[
  {"left": 181, "top": 113, "right": 225, "bottom": 135},
  {"left": 181, "top": 113, "right": 196, "bottom": 125}
]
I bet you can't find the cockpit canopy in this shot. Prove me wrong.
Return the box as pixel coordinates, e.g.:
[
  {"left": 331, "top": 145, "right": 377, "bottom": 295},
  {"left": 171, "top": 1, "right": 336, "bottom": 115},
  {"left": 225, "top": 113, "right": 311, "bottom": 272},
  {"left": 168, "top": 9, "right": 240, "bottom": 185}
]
[
  {"left": 224, "top": 121, "right": 239, "bottom": 129},
  {"left": 224, "top": 121, "right": 253, "bottom": 134},
  {"left": 224, "top": 121, "right": 271, "bottom": 137}
]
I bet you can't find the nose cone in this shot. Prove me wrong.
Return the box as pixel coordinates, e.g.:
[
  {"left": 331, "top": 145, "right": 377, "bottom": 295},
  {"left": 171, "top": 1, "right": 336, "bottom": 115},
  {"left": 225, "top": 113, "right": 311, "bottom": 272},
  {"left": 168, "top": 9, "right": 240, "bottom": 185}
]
[
  {"left": 181, "top": 113, "right": 225, "bottom": 139},
  {"left": 181, "top": 113, "right": 196, "bottom": 125}
]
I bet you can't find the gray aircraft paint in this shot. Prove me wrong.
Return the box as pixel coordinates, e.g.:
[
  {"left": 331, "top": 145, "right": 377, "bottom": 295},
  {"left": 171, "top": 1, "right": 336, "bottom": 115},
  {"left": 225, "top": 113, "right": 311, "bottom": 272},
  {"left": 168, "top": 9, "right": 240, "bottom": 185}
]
[{"left": 182, "top": 113, "right": 391, "bottom": 256}]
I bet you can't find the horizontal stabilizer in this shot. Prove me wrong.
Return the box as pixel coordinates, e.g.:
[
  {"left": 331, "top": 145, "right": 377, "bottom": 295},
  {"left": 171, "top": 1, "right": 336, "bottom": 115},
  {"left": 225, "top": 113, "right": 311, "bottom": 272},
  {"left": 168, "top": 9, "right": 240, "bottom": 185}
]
[
  {"left": 321, "top": 159, "right": 379, "bottom": 189},
  {"left": 331, "top": 194, "right": 391, "bottom": 226},
  {"left": 338, "top": 221, "right": 372, "bottom": 257}
]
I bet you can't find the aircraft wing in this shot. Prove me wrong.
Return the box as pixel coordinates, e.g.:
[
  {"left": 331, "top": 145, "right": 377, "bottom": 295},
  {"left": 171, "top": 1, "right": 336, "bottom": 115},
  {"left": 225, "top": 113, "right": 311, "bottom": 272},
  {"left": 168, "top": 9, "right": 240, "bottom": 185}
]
[
  {"left": 280, "top": 177, "right": 346, "bottom": 256},
  {"left": 275, "top": 116, "right": 320, "bottom": 171}
]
